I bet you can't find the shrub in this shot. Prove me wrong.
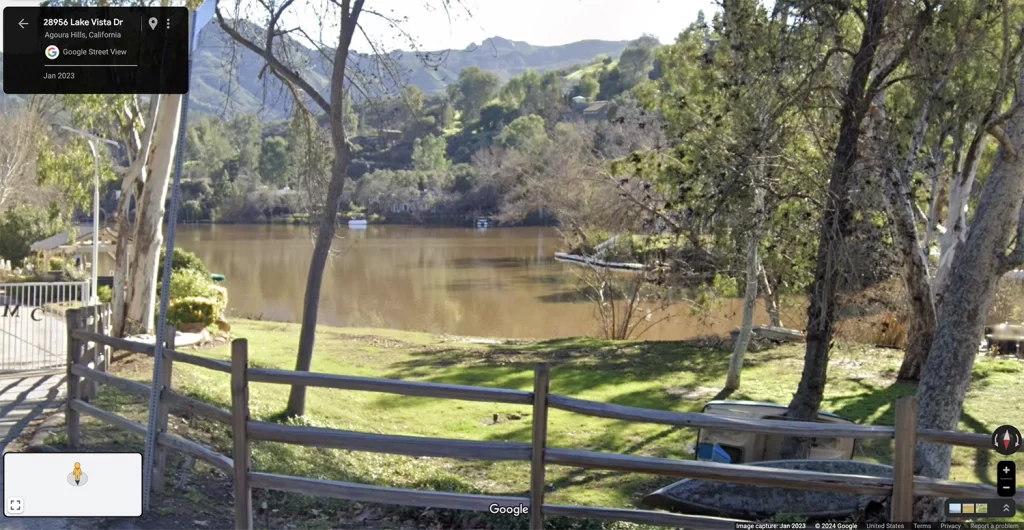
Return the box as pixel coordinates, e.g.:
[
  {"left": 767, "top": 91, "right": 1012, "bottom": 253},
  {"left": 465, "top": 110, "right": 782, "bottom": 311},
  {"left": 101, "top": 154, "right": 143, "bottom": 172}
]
[
  {"left": 97, "top": 285, "right": 112, "bottom": 303},
  {"left": 168, "top": 268, "right": 213, "bottom": 298},
  {"left": 209, "top": 284, "right": 228, "bottom": 313},
  {"left": 157, "top": 248, "right": 208, "bottom": 282},
  {"left": 49, "top": 257, "right": 65, "bottom": 271},
  {"left": 166, "top": 269, "right": 226, "bottom": 316},
  {"left": 166, "top": 297, "right": 218, "bottom": 326}
]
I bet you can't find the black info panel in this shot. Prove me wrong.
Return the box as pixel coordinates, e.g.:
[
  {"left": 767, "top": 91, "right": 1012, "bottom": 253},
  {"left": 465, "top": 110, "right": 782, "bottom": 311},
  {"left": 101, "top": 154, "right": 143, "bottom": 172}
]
[{"left": 3, "top": 6, "right": 189, "bottom": 94}]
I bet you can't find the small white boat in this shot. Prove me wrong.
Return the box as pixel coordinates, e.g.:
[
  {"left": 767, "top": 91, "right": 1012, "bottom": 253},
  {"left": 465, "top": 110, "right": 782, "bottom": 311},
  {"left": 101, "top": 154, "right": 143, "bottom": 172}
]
[{"left": 348, "top": 219, "right": 368, "bottom": 228}]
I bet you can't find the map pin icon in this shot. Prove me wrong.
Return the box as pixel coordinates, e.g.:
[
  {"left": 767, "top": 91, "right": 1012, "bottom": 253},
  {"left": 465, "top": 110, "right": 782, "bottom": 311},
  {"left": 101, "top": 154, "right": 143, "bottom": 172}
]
[{"left": 148, "top": 17, "right": 158, "bottom": 30}]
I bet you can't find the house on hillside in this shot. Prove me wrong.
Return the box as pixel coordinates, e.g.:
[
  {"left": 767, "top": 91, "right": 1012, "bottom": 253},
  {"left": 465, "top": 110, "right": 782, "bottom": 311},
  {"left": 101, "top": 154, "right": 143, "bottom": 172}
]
[
  {"left": 562, "top": 99, "right": 612, "bottom": 123},
  {"left": 583, "top": 101, "right": 612, "bottom": 122}
]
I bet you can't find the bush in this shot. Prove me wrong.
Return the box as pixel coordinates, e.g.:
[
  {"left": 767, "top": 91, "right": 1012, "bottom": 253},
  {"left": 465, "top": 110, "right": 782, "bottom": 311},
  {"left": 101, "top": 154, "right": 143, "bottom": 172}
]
[
  {"left": 97, "top": 285, "right": 113, "bottom": 303},
  {"left": 165, "top": 297, "right": 218, "bottom": 326},
  {"left": 168, "top": 268, "right": 214, "bottom": 298},
  {"left": 157, "top": 247, "right": 208, "bottom": 282},
  {"left": 49, "top": 257, "right": 65, "bottom": 272},
  {"left": 165, "top": 268, "right": 226, "bottom": 316},
  {"left": 209, "top": 284, "right": 228, "bottom": 312}
]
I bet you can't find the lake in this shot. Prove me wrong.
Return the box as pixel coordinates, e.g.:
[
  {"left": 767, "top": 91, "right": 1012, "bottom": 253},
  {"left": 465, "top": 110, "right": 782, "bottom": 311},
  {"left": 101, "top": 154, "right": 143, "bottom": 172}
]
[{"left": 172, "top": 224, "right": 780, "bottom": 340}]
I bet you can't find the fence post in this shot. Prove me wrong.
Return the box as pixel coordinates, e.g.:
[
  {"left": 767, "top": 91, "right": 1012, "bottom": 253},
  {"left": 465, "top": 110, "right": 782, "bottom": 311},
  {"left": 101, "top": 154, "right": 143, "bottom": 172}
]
[
  {"left": 97, "top": 303, "right": 111, "bottom": 372},
  {"left": 152, "top": 325, "right": 176, "bottom": 494},
  {"left": 83, "top": 305, "right": 98, "bottom": 401},
  {"left": 231, "top": 339, "right": 253, "bottom": 530},
  {"left": 65, "top": 308, "right": 83, "bottom": 448},
  {"left": 530, "top": 363, "right": 550, "bottom": 530},
  {"left": 892, "top": 395, "right": 919, "bottom": 522}
]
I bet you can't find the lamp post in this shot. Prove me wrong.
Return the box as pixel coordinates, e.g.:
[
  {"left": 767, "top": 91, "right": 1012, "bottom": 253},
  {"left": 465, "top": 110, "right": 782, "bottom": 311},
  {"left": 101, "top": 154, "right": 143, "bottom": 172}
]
[{"left": 58, "top": 125, "right": 120, "bottom": 304}]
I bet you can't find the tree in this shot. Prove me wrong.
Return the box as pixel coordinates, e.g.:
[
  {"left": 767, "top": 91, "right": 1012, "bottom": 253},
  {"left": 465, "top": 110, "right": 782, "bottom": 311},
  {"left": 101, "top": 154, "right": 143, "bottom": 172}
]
[
  {"left": 411, "top": 134, "right": 451, "bottom": 172},
  {"left": 453, "top": 66, "right": 500, "bottom": 123},
  {"left": 228, "top": 114, "right": 263, "bottom": 177},
  {"left": 217, "top": 0, "right": 464, "bottom": 417},
  {"left": 878, "top": 0, "right": 1022, "bottom": 381},
  {"left": 259, "top": 136, "right": 292, "bottom": 187},
  {"left": 577, "top": 75, "right": 600, "bottom": 99},
  {"left": 912, "top": 18, "right": 1024, "bottom": 522},
  {"left": 36, "top": 133, "right": 116, "bottom": 222},
  {"left": 912, "top": 69, "right": 1024, "bottom": 520},
  {"left": 50, "top": 0, "right": 198, "bottom": 335},
  {"left": 617, "top": 45, "right": 655, "bottom": 88},
  {"left": 184, "top": 117, "right": 237, "bottom": 181},
  {"left": 782, "top": 0, "right": 934, "bottom": 458},
  {"left": 0, "top": 109, "right": 42, "bottom": 211},
  {"left": 401, "top": 85, "right": 425, "bottom": 121},
  {"left": 616, "top": 1, "right": 828, "bottom": 390},
  {"left": 495, "top": 115, "right": 548, "bottom": 150},
  {"left": 124, "top": 94, "right": 185, "bottom": 336},
  {"left": 0, "top": 204, "right": 60, "bottom": 267},
  {"left": 59, "top": 91, "right": 188, "bottom": 337}
]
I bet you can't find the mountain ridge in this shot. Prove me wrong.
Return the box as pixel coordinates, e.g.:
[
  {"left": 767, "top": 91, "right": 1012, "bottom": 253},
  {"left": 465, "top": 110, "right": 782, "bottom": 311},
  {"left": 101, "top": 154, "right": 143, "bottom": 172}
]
[
  {"left": 190, "top": 22, "right": 631, "bottom": 120},
  {"left": 1, "top": 24, "right": 632, "bottom": 121}
]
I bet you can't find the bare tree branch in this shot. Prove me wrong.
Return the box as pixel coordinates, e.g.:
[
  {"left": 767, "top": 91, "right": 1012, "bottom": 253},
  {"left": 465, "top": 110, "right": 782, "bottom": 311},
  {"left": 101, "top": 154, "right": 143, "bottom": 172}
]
[{"left": 214, "top": 3, "right": 331, "bottom": 114}]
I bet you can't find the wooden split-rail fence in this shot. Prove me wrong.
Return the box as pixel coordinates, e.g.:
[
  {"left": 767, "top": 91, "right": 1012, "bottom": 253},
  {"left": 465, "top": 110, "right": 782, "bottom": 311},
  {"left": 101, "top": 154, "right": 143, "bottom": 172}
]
[{"left": 63, "top": 306, "right": 1022, "bottom": 530}]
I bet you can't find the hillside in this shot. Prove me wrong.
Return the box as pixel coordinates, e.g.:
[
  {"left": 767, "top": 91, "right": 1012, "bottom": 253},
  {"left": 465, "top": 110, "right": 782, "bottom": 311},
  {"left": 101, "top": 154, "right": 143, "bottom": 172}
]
[
  {"left": 1, "top": 24, "right": 630, "bottom": 120},
  {"left": 190, "top": 23, "right": 630, "bottom": 120}
]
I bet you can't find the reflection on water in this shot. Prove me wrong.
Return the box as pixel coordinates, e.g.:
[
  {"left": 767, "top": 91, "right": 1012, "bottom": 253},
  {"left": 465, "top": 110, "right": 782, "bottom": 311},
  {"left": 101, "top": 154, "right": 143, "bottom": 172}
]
[{"left": 172, "top": 225, "right": 779, "bottom": 340}]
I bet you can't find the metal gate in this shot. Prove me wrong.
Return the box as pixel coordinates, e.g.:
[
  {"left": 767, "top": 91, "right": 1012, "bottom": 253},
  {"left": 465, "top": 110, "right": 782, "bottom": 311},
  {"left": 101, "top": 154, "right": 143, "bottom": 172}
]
[{"left": 0, "top": 282, "right": 91, "bottom": 372}]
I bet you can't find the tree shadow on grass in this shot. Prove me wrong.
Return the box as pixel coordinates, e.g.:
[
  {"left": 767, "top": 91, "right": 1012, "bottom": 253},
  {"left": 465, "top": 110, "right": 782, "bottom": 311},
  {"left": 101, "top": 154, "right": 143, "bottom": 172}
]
[
  {"left": 959, "top": 412, "right": 995, "bottom": 486},
  {"left": 374, "top": 340, "right": 740, "bottom": 411},
  {"left": 817, "top": 379, "right": 916, "bottom": 466},
  {"left": 478, "top": 420, "right": 687, "bottom": 503},
  {"left": 826, "top": 380, "right": 918, "bottom": 426}
]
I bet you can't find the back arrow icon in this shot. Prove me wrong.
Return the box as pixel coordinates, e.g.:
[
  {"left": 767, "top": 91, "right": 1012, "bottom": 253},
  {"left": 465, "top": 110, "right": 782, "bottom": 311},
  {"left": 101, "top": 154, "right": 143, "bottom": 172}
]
[{"left": 18, "top": 19, "right": 28, "bottom": 29}]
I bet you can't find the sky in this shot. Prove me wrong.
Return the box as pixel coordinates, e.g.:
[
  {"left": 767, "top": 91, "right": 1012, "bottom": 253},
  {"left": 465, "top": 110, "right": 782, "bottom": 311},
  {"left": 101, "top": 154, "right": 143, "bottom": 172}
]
[{"left": 2, "top": 0, "right": 719, "bottom": 53}]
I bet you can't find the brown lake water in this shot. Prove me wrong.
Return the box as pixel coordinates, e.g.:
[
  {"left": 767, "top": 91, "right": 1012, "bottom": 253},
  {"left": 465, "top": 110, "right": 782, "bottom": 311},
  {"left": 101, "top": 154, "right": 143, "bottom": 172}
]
[{"left": 171, "top": 224, "right": 783, "bottom": 340}]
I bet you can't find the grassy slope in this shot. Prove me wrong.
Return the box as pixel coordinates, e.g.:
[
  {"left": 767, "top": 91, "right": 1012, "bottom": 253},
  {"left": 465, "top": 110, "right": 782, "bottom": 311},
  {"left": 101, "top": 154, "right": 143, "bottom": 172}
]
[
  {"left": 565, "top": 62, "right": 616, "bottom": 82},
  {"left": 91, "top": 319, "right": 1023, "bottom": 526}
]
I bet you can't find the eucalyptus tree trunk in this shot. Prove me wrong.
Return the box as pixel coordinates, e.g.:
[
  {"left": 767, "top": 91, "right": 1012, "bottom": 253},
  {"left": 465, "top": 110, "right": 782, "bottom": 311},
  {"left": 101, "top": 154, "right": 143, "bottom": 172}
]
[
  {"left": 125, "top": 94, "right": 182, "bottom": 336},
  {"left": 914, "top": 69, "right": 1024, "bottom": 519},
  {"left": 112, "top": 96, "right": 160, "bottom": 337}
]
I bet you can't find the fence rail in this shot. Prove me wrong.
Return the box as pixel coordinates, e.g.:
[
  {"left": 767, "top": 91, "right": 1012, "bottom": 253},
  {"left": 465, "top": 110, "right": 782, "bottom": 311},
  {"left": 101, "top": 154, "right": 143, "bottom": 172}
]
[{"left": 60, "top": 309, "right": 1022, "bottom": 530}]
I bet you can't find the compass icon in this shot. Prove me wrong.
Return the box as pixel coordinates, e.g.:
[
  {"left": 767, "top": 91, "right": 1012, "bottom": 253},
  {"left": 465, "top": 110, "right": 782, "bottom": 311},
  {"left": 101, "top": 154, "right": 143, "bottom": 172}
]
[{"left": 992, "top": 425, "right": 1021, "bottom": 456}]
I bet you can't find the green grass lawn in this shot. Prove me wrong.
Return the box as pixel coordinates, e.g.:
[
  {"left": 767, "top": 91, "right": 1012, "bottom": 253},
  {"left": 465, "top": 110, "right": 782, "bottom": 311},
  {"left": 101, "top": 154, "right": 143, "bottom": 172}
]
[{"left": 88, "top": 319, "right": 1023, "bottom": 527}]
